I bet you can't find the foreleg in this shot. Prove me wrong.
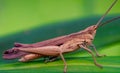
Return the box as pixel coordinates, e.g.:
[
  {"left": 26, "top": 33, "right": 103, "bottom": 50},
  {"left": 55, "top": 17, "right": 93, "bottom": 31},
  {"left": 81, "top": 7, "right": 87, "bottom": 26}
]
[{"left": 91, "top": 44, "right": 106, "bottom": 57}]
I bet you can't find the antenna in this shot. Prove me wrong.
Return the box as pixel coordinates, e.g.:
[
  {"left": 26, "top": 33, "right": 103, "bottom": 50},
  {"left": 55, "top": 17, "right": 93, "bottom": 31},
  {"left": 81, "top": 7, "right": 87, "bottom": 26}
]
[
  {"left": 100, "top": 16, "right": 120, "bottom": 27},
  {"left": 96, "top": 0, "right": 118, "bottom": 28}
]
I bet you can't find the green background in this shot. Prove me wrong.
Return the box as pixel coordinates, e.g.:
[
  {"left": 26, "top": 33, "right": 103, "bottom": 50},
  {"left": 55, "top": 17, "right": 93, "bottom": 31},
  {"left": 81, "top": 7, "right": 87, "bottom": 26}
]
[{"left": 0, "top": 0, "right": 120, "bottom": 73}]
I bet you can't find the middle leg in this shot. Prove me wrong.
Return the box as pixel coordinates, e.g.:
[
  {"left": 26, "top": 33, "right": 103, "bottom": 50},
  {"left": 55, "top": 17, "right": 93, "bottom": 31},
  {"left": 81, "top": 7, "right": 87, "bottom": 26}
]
[
  {"left": 59, "top": 53, "right": 67, "bottom": 73},
  {"left": 44, "top": 56, "right": 58, "bottom": 63},
  {"left": 80, "top": 45, "right": 103, "bottom": 68}
]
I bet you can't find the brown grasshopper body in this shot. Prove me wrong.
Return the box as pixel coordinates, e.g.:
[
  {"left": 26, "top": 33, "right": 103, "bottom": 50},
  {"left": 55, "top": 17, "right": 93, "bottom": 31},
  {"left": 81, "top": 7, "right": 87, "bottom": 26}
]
[
  {"left": 3, "top": 0, "right": 120, "bottom": 73},
  {"left": 18, "top": 25, "right": 96, "bottom": 56},
  {"left": 16, "top": 25, "right": 103, "bottom": 73},
  {"left": 3, "top": 27, "right": 95, "bottom": 61},
  {"left": 3, "top": 25, "right": 96, "bottom": 61}
]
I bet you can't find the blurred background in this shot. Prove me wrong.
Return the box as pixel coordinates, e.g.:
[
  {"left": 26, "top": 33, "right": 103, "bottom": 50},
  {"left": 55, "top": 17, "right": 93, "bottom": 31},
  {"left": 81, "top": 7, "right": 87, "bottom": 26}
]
[{"left": 0, "top": 0, "right": 120, "bottom": 73}]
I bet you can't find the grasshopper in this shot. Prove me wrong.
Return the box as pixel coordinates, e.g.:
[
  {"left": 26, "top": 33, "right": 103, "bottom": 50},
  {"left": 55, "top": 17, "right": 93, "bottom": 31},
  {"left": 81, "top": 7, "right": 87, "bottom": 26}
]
[{"left": 3, "top": 0, "right": 120, "bottom": 73}]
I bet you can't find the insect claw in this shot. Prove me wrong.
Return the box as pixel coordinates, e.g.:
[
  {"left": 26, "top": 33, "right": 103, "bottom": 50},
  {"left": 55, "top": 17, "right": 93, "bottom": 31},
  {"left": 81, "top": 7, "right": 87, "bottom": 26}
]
[
  {"left": 44, "top": 60, "right": 49, "bottom": 64},
  {"left": 64, "top": 66, "right": 67, "bottom": 73},
  {"left": 64, "top": 71, "right": 66, "bottom": 73},
  {"left": 44, "top": 58, "right": 57, "bottom": 63},
  {"left": 95, "top": 63, "right": 103, "bottom": 69},
  {"left": 96, "top": 54, "right": 106, "bottom": 57},
  {"left": 44, "top": 56, "right": 58, "bottom": 63}
]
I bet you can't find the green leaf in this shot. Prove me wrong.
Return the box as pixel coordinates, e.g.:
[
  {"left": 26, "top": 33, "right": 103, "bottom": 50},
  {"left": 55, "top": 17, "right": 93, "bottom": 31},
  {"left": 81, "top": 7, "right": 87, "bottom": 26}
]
[
  {"left": 0, "top": 0, "right": 120, "bottom": 73},
  {"left": 0, "top": 56, "right": 120, "bottom": 73}
]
